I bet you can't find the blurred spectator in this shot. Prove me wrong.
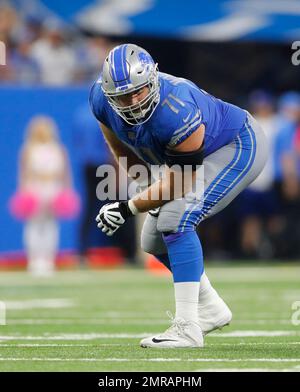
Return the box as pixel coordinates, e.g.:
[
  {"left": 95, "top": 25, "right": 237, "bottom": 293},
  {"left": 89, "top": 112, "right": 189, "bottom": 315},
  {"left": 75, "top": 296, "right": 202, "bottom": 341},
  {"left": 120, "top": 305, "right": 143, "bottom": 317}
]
[
  {"left": 0, "top": 3, "right": 18, "bottom": 45},
  {"left": 30, "top": 20, "right": 77, "bottom": 85},
  {"left": 274, "top": 92, "right": 300, "bottom": 181},
  {"left": 0, "top": 3, "right": 18, "bottom": 81},
  {"left": 272, "top": 92, "right": 300, "bottom": 258},
  {"left": 10, "top": 38, "right": 40, "bottom": 84},
  {"left": 20, "top": 15, "right": 44, "bottom": 43},
  {"left": 239, "top": 91, "right": 280, "bottom": 258},
  {"left": 74, "top": 37, "right": 114, "bottom": 82},
  {"left": 16, "top": 116, "right": 78, "bottom": 275}
]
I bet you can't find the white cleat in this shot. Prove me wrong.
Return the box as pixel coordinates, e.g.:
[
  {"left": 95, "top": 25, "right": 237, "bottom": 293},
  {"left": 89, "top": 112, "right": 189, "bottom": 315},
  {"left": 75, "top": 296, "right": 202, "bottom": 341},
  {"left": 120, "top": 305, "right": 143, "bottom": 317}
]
[
  {"left": 140, "top": 314, "right": 204, "bottom": 348},
  {"left": 198, "top": 296, "right": 232, "bottom": 336}
]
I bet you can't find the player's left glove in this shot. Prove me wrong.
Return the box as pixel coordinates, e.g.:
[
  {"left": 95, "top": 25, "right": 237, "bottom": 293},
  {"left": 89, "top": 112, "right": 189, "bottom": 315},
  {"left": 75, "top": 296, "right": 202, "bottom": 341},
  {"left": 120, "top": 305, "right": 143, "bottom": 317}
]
[{"left": 96, "top": 201, "right": 134, "bottom": 236}]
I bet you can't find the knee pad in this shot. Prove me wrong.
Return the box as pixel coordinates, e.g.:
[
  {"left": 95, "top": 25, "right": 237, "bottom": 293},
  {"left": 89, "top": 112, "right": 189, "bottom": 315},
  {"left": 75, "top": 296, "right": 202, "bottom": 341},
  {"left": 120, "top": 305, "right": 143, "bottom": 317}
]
[
  {"left": 157, "top": 199, "right": 186, "bottom": 234},
  {"left": 140, "top": 213, "right": 167, "bottom": 254}
]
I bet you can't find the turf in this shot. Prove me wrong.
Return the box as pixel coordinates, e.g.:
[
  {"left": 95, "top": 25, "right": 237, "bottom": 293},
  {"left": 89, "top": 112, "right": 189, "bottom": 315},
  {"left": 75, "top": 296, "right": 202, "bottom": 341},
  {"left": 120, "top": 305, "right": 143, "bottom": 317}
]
[{"left": 0, "top": 263, "right": 299, "bottom": 372}]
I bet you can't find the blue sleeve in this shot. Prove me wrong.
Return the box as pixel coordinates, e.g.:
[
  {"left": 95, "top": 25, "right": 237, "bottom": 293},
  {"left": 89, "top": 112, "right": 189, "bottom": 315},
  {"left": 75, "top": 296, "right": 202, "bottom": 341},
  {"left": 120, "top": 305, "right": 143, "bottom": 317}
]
[
  {"left": 89, "top": 81, "right": 110, "bottom": 128},
  {"left": 157, "top": 98, "right": 203, "bottom": 148}
]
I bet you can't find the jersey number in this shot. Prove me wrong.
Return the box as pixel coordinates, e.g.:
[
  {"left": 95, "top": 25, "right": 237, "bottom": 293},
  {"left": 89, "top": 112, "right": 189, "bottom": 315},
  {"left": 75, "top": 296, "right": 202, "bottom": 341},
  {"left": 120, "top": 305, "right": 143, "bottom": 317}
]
[{"left": 161, "top": 93, "right": 185, "bottom": 114}]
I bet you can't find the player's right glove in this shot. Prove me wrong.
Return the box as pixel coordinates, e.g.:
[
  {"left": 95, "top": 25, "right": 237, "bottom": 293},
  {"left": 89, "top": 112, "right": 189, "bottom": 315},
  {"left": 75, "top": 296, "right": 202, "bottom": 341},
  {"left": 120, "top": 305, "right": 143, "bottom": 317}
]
[{"left": 96, "top": 201, "right": 133, "bottom": 236}]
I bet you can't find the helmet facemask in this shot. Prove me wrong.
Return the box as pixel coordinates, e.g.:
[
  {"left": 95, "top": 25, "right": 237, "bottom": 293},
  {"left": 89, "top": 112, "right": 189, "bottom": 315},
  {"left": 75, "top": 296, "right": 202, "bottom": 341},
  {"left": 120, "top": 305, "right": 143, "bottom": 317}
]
[{"left": 103, "top": 63, "right": 160, "bottom": 126}]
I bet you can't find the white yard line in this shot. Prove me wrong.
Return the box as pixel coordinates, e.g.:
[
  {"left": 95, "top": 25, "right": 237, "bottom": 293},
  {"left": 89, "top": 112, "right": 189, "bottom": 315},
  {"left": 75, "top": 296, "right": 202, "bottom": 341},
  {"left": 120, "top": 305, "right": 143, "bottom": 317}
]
[
  {"left": 0, "top": 358, "right": 299, "bottom": 363},
  {"left": 6, "top": 318, "right": 294, "bottom": 325},
  {"left": 236, "top": 312, "right": 291, "bottom": 318},
  {"left": 100, "top": 311, "right": 165, "bottom": 317},
  {"left": 212, "top": 330, "right": 299, "bottom": 337},
  {"left": 0, "top": 330, "right": 298, "bottom": 340},
  {"left": 0, "top": 344, "right": 127, "bottom": 347},
  {"left": 194, "top": 368, "right": 300, "bottom": 372},
  {"left": 208, "top": 342, "right": 300, "bottom": 346},
  {"left": 7, "top": 309, "right": 287, "bottom": 319},
  {"left": 79, "top": 311, "right": 295, "bottom": 319},
  {"left": 0, "top": 333, "right": 149, "bottom": 340},
  {"left": 0, "top": 342, "right": 299, "bottom": 348},
  {"left": 3, "top": 299, "right": 75, "bottom": 309},
  {"left": 7, "top": 319, "right": 169, "bottom": 325}
]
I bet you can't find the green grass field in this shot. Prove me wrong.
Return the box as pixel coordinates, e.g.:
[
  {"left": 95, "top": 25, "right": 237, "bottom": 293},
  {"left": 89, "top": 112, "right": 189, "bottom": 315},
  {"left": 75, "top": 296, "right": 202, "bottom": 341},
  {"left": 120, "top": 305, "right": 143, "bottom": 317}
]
[{"left": 0, "top": 263, "right": 299, "bottom": 372}]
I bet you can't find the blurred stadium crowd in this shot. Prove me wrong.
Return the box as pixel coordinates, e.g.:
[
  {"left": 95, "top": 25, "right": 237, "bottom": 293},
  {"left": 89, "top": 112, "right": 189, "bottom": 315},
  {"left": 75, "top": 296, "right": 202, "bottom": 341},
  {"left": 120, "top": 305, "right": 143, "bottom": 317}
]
[
  {"left": 0, "top": 3, "right": 115, "bottom": 85},
  {"left": 1, "top": 2, "right": 300, "bottom": 264}
]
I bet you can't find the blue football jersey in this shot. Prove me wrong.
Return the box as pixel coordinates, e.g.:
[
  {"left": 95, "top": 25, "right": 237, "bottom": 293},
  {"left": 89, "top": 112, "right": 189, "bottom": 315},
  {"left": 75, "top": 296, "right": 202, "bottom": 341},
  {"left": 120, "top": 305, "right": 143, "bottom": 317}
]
[{"left": 89, "top": 72, "right": 247, "bottom": 165}]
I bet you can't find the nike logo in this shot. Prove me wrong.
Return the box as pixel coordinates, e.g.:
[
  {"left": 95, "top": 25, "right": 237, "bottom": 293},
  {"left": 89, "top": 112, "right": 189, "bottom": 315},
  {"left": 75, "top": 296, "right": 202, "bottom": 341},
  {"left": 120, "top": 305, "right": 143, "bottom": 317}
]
[
  {"left": 110, "top": 216, "right": 123, "bottom": 224},
  {"left": 183, "top": 112, "right": 191, "bottom": 123},
  {"left": 152, "top": 338, "right": 177, "bottom": 343}
]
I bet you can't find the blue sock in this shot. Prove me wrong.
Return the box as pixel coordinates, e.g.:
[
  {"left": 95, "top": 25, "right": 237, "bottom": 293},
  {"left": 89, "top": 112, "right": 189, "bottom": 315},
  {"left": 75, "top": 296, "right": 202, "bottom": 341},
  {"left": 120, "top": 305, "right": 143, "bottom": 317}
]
[
  {"left": 162, "top": 231, "right": 204, "bottom": 283},
  {"left": 155, "top": 253, "right": 171, "bottom": 271}
]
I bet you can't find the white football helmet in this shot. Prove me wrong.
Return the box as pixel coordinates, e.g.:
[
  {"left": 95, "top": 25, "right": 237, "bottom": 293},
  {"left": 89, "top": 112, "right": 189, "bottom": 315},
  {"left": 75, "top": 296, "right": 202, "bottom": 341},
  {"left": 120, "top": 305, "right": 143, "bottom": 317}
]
[{"left": 101, "top": 43, "right": 160, "bottom": 125}]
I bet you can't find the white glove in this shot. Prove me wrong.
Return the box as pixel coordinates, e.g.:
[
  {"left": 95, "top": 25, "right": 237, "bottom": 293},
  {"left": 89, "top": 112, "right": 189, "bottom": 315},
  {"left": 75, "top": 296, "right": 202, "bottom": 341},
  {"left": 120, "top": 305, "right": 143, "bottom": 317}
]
[{"left": 96, "top": 201, "right": 134, "bottom": 236}]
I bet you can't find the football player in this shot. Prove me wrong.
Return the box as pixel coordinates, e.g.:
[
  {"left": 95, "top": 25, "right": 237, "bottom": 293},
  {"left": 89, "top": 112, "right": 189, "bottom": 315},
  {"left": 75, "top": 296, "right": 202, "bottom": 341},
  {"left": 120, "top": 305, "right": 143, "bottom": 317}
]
[{"left": 90, "top": 44, "right": 267, "bottom": 348}]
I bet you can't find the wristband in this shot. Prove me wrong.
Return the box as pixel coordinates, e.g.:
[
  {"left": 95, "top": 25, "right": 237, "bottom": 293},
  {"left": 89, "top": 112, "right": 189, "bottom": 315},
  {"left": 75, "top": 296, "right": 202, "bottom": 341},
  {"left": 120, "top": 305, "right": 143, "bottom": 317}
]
[{"left": 128, "top": 200, "right": 139, "bottom": 215}]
